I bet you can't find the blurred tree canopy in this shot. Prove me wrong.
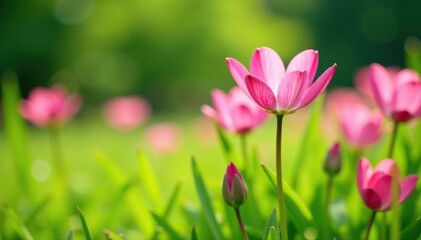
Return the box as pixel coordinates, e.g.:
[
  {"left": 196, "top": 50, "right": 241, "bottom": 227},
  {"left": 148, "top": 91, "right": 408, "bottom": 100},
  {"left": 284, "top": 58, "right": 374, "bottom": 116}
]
[{"left": 1, "top": 0, "right": 421, "bottom": 111}]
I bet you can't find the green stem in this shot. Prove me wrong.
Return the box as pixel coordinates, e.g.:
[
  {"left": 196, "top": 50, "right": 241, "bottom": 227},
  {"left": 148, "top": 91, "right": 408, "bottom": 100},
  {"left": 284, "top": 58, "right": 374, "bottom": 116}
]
[
  {"left": 364, "top": 211, "right": 377, "bottom": 240},
  {"left": 48, "top": 127, "right": 68, "bottom": 190},
  {"left": 323, "top": 175, "right": 333, "bottom": 239},
  {"left": 388, "top": 121, "right": 399, "bottom": 158},
  {"left": 381, "top": 212, "right": 387, "bottom": 240},
  {"left": 234, "top": 207, "right": 249, "bottom": 240},
  {"left": 276, "top": 115, "right": 288, "bottom": 240},
  {"left": 240, "top": 134, "right": 248, "bottom": 172}
]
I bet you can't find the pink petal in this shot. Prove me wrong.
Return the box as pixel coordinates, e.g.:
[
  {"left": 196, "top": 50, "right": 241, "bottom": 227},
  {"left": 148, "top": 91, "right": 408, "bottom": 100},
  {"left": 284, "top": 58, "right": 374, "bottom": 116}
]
[
  {"left": 352, "top": 117, "right": 383, "bottom": 146},
  {"left": 298, "top": 64, "right": 337, "bottom": 109},
  {"left": 362, "top": 189, "right": 382, "bottom": 210},
  {"left": 357, "top": 158, "right": 373, "bottom": 195},
  {"left": 390, "top": 82, "right": 421, "bottom": 121},
  {"left": 394, "top": 69, "right": 420, "bottom": 86},
  {"left": 286, "top": 49, "right": 319, "bottom": 82},
  {"left": 245, "top": 75, "right": 276, "bottom": 112},
  {"left": 211, "top": 90, "right": 233, "bottom": 130},
  {"left": 201, "top": 105, "right": 216, "bottom": 120},
  {"left": 277, "top": 71, "right": 309, "bottom": 110},
  {"left": 226, "top": 58, "right": 251, "bottom": 97},
  {"left": 370, "top": 63, "right": 393, "bottom": 111},
  {"left": 232, "top": 104, "right": 254, "bottom": 134},
  {"left": 371, "top": 174, "right": 393, "bottom": 210},
  {"left": 375, "top": 159, "right": 398, "bottom": 176},
  {"left": 399, "top": 175, "right": 418, "bottom": 203},
  {"left": 250, "top": 47, "right": 285, "bottom": 92}
]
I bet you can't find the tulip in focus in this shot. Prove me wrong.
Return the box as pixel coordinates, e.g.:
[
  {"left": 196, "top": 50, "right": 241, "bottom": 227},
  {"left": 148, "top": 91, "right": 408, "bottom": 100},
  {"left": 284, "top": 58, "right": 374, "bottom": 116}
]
[
  {"left": 323, "top": 142, "right": 342, "bottom": 175},
  {"left": 226, "top": 47, "right": 337, "bottom": 114},
  {"left": 357, "top": 158, "right": 418, "bottom": 211},
  {"left": 201, "top": 87, "right": 268, "bottom": 134},
  {"left": 370, "top": 63, "right": 421, "bottom": 122},
  {"left": 326, "top": 90, "right": 383, "bottom": 148},
  {"left": 103, "top": 96, "right": 151, "bottom": 131},
  {"left": 222, "top": 162, "right": 248, "bottom": 208},
  {"left": 21, "top": 85, "right": 82, "bottom": 128}
]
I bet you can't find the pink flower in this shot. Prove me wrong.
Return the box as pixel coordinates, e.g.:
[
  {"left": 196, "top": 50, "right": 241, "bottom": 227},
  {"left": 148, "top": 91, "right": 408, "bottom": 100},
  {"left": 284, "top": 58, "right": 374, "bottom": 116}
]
[
  {"left": 357, "top": 158, "right": 418, "bottom": 211},
  {"left": 326, "top": 90, "right": 383, "bottom": 148},
  {"left": 222, "top": 162, "right": 248, "bottom": 208},
  {"left": 103, "top": 96, "right": 151, "bottom": 131},
  {"left": 226, "top": 47, "right": 337, "bottom": 115},
  {"left": 323, "top": 142, "right": 342, "bottom": 175},
  {"left": 21, "top": 85, "right": 82, "bottom": 128},
  {"left": 370, "top": 63, "right": 421, "bottom": 122},
  {"left": 144, "top": 123, "right": 182, "bottom": 154},
  {"left": 201, "top": 87, "right": 268, "bottom": 134}
]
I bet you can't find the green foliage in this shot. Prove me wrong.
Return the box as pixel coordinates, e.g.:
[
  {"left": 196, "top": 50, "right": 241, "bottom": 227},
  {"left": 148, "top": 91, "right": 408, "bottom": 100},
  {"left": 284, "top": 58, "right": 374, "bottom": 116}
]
[
  {"left": 400, "top": 217, "right": 421, "bottom": 240},
  {"left": 77, "top": 207, "right": 92, "bottom": 240},
  {"left": 0, "top": 201, "right": 34, "bottom": 240},
  {"left": 262, "top": 210, "right": 279, "bottom": 240}
]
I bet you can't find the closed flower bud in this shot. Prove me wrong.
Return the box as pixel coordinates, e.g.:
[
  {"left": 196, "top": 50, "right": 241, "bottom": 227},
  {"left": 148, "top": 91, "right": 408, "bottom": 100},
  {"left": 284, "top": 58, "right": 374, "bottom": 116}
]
[
  {"left": 222, "top": 162, "right": 248, "bottom": 208},
  {"left": 323, "top": 142, "right": 342, "bottom": 175}
]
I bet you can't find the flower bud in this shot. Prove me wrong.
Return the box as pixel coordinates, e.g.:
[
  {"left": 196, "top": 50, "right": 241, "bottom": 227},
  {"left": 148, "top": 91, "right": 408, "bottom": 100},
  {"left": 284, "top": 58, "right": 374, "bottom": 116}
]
[
  {"left": 323, "top": 142, "right": 342, "bottom": 175},
  {"left": 222, "top": 162, "right": 248, "bottom": 208}
]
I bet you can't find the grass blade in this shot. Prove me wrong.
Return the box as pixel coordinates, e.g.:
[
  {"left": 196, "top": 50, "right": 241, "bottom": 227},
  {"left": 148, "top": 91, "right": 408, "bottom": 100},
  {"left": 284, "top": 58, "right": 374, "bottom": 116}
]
[
  {"left": 137, "top": 149, "right": 163, "bottom": 209},
  {"left": 400, "top": 217, "right": 421, "bottom": 240},
  {"left": 215, "top": 125, "right": 234, "bottom": 164},
  {"left": 77, "top": 207, "right": 92, "bottom": 240},
  {"left": 262, "top": 209, "right": 279, "bottom": 240},
  {"left": 151, "top": 212, "right": 184, "bottom": 240},
  {"left": 92, "top": 148, "right": 126, "bottom": 185},
  {"left": 260, "top": 163, "right": 314, "bottom": 234},
  {"left": 104, "top": 229, "right": 123, "bottom": 240},
  {"left": 191, "top": 225, "right": 198, "bottom": 240},
  {"left": 0, "top": 200, "right": 34, "bottom": 240},
  {"left": 268, "top": 226, "right": 280, "bottom": 240},
  {"left": 67, "top": 230, "right": 74, "bottom": 240},
  {"left": 191, "top": 157, "right": 224, "bottom": 240},
  {"left": 1, "top": 73, "right": 32, "bottom": 196}
]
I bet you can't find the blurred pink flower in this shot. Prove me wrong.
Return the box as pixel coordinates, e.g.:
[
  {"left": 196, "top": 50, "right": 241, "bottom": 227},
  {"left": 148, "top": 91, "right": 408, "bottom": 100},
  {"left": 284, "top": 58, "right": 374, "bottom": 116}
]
[
  {"left": 103, "top": 96, "right": 151, "bottom": 131},
  {"left": 370, "top": 63, "right": 421, "bottom": 122},
  {"left": 357, "top": 158, "right": 418, "bottom": 211},
  {"left": 201, "top": 87, "right": 268, "bottom": 134},
  {"left": 326, "top": 90, "right": 383, "bottom": 148},
  {"left": 145, "top": 123, "right": 182, "bottom": 154},
  {"left": 226, "top": 47, "right": 336, "bottom": 115},
  {"left": 21, "top": 85, "right": 82, "bottom": 128}
]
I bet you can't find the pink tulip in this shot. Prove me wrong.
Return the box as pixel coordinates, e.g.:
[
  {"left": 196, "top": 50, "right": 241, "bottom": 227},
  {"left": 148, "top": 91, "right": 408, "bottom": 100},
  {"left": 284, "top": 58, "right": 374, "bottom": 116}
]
[
  {"left": 370, "top": 63, "right": 421, "bottom": 122},
  {"left": 326, "top": 90, "right": 383, "bottom": 148},
  {"left": 144, "top": 123, "right": 182, "bottom": 154},
  {"left": 357, "top": 158, "right": 418, "bottom": 211},
  {"left": 226, "top": 47, "right": 337, "bottom": 114},
  {"left": 21, "top": 85, "right": 82, "bottom": 128},
  {"left": 201, "top": 87, "right": 268, "bottom": 134},
  {"left": 103, "top": 96, "right": 151, "bottom": 131},
  {"left": 222, "top": 162, "right": 248, "bottom": 208}
]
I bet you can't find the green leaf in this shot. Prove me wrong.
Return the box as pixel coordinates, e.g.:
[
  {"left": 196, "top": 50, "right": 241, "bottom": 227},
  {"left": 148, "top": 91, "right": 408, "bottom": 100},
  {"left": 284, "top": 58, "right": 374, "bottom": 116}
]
[
  {"left": 191, "top": 225, "right": 198, "bottom": 240},
  {"left": 400, "top": 217, "right": 421, "bottom": 240},
  {"left": 260, "top": 163, "right": 314, "bottom": 234},
  {"left": 66, "top": 230, "right": 74, "bottom": 240},
  {"left": 215, "top": 124, "right": 234, "bottom": 164},
  {"left": 104, "top": 229, "right": 123, "bottom": 240},
  {"left": 191, "top": 157, "right": 224, "bottom": 240},
  {"left": 262, "top": 209, "right": 279, "bottom": 240},
  {"left": 0, "top": 200, "right": 34, "bottom": 240},
  {"left": 137, "top": 149, "right": 163, "bottom": 208},
  {"left": 1, "top": 73, "right": 32, "bottom": 196},
  {"left": 77, "top": 207, "right": 92, "bottom": 240},
  {"left": 151, "top": 212, "right": 184, "bottom": 240},
  {"left": 92, "top": 148, "right": 126, "bottom": 185},
  {"left": 25, "top": 195, "right": 51, "bottom": 225},
  {"left": 268, "top": 226, "right": 280, "bottom": 240}
]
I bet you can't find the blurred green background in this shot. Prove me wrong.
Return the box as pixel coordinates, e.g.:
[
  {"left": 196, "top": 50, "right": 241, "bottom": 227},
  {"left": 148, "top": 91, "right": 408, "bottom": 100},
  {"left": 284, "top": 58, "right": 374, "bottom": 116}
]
[{"left": 2, "top": 0, "right": 421, "bottom": 111}]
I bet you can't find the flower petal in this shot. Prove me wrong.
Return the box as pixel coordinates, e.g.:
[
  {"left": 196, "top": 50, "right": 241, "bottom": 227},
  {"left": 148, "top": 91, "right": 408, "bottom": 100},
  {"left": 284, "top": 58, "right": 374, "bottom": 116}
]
[
  {"left": 394, "top": 69, "right": 420, "bottom": 86},
  {"left": 226, "top": 58, "right": 251, "bottom": 97},
  {"left": 277, "top": 71, "right": 309, "bottom": 110},
  {"left": 232, "top": 104, "right": 254, "bottom": 134},
  {"left": 390, "top": 82, "right": 421, "bottom": 122},
  {"left": 371, "top": 174, "right": 393, "bottom": 210},
  {"left": 374, "top": 159, "right": 398, "bottom": 176},
  {"left": 357, "top": 158, "right": 373, "bottom": 194},
  {"left": 245, "top": 75, "right": 276, "bottom": 112},
  {"left": 286, "top": 49, "right": 319, "bottom": 82},
  {"left": 250, "top": 47, "right": 285, "bottom": 93},
  {"left": 399, "top": 175, "right": 418, "bottom": 204},
  {"left": 370, "top": 63, "right": 394, "bottom": 112},
  {"left": 298, "top": 64, "right": 337, "bottom": 109},
  {"left": 362, "top": 189, "right": 382, "bottom": 210},
  {"left": 201, "top": 105, "right": 216, "bottom": 120}
]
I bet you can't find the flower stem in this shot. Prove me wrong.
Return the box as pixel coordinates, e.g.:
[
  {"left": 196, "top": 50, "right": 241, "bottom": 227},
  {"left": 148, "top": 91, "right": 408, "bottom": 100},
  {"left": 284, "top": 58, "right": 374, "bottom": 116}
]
[
  {"left": 388, "top": 121, "right": 399, "bottom": 158},
  {"left": 234, "top": 207, "right": 249, "bottom": 240},
  {"left": 48, "top": 127, "right": 68, "bottom": 191},
  {"left": 323, "top": 175, "right": 333, "bottom": 239},
  {"left": 240, "top": 134, "right": 248, "bottom": 172},
  {"left": 364, "top": 211, "right": 377, "bottom": 240},
  {"left": 276, "top": 115, "right": 288, "bottom": 240}
]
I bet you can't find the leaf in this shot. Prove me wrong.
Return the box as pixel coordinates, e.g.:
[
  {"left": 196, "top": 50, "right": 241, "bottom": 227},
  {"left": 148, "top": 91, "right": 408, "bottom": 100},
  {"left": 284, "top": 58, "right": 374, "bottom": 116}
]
[
  {"left": 215, "top": 124, "right": 234, "bottom": 164},
  {"left": 0, "top": 200, "right": 34, "bottom": 240},
  {"left": 67, "top": 230, "right": 74, "bottom": 240},
  {"left": 268, "top": 226, "right": 280, "bottom": 240},
  {"left": 151, "top": 212, "right": 184, "bottom": 240},
  {"left": 400, "top": 217, "right": 421, "bottom": 240},
  {"left": 260, "top": 163, "right": 314, "bottom": 233},
  {"left": 137, "top": 149, "right": 163, "bottom": 209},
  {"left": 191, "top": 225, "right": 198, "bottom": 240},
  {"left": 262, "top": 209, "right": 279, "bottom": 240},
  {"left": 25, "top": 195, "right": 51, "bottom": 225},
  {"left": 1, "top": 73, "right": 32, "bottom": 196},
  {"left": 191, "top": 157, "right": 224, "bottom": 240},
  {"left": 77, "top": 207, "right": 92, "bottom": 240},
  {"left": 104, "top": 229, "right": 123, "bottom": 240},
  {"left": 92, "top": 148, "right": 126, "bottom": 186}
]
